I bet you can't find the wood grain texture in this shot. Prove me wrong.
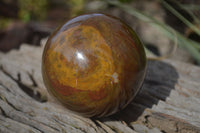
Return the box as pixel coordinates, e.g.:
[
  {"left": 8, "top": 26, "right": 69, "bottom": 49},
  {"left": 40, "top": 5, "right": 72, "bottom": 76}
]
[{"left": 0, "top": 41, "right": 200, "bottom": 133}]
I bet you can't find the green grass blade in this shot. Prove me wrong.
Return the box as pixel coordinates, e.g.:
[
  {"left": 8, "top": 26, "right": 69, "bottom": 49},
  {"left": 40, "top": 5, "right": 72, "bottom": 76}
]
[
  {"left": 180, "top": 4, "right": 200, "bottom": 11},
  {"left": 105, "top": 0, "right": 200, "bottom": 64},
  {"left": 161, "top": 0, "right": 200, "bottom": 36}
]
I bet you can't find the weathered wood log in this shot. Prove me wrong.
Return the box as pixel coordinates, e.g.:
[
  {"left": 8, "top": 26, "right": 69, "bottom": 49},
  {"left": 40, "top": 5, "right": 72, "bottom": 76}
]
[{"left": 0, "top": 41, "right": 200, "bottom": 133}]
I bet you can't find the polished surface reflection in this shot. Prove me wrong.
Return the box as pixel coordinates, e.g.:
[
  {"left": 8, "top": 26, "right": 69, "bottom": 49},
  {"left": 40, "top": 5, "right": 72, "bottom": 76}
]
[{"left": 42, "top": 13, "right": 147, "bottom": 117}]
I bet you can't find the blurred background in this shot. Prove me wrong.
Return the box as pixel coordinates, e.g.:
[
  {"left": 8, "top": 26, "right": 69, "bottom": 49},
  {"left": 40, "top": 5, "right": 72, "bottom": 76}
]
[{"left": 0, "top": 0, "right": 200, "bottom": 65}]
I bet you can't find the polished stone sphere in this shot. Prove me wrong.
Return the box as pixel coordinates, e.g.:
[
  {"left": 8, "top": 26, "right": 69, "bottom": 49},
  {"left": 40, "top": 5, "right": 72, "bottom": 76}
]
[{"left": 42, "top": 13, "right": 146, "bottom": 117}]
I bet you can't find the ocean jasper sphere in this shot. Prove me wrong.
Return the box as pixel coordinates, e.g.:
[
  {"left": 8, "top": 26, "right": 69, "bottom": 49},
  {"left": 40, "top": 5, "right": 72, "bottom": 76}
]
[{"left": 42, "top": 14, "right": 146, "bottom": 117}]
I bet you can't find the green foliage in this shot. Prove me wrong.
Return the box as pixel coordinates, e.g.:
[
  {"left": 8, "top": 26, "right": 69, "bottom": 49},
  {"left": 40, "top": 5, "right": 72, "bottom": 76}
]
[
  {"left": 0, "top": 18, "right": 12, "bottom": 30},
  {"left": 178, "top": 3, "right": 200, "bottom": 25},
  {"left": 105, "top": 0, "right": 200, "bottom": 64},
  {"left": 67, "top": 0, "right": 87, "bottom": 17},
  {"left": 18, "top": 0, "right": 48, "bottom": 22},
  {"left": 119, "top": 0, "right": 134, "bottom": 3},
  {"left": 161, "top": 0, "right": 200, "bottom": 36}
]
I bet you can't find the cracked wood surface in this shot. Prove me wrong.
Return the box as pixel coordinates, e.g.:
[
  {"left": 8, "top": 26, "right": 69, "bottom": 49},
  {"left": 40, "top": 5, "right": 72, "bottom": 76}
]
[{"left": 0, "top": 42, "right": 200, "bottom": 133}]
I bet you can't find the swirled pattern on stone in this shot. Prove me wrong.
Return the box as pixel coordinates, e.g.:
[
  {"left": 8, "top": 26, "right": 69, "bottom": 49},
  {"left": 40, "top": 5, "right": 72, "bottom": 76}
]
[{"left": 42, "top": 13, "right": 147, "bottom": 117}]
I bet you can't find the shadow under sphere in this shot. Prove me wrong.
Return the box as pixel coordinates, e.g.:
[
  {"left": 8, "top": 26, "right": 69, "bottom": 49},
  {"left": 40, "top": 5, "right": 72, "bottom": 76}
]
[{"left": 100, "top": 60, "right": 179, "bottom": 123}]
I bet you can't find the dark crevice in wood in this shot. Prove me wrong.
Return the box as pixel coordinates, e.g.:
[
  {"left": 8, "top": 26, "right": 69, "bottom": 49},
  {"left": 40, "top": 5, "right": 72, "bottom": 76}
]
[
  {"left": 0, "top": 83, "right": 11, "bottom": 92},
  {"left": 53, "top": 118, "right": 65, "bottom": 128},
  {"left": 103, "top": 125, "right": 119, "bottom": 133},
  {"left": 147, "top": 112, "right": 200, "bottom": 133},
  {"left": 91, "top": 118, "right": 101, "bottom": 127},
  {"left": 91, "top": 118, "right": 109, "bottom": 133},
  {"left": 129, "top": 124, "right": 135, "bottom": 131},
  {"left": 74, "top": 127, "right": 87, "bottom": 133},
  {"left": 0, "top": 114, "right": 43, "bottom": 133},
  {"left": 97, "top": 120, "right": 116, "bottom": 133},
  {"left": 161, "top": 130, "right": 167, "bottom": 133},
  {"left": 35, "top": 120, "right": 59, "bottom": 133},
  {"left": 88, "top": 118, "right": 103, "bottom": 133},
  {"left": 0, "top": 66, "right": 47, "bottom": 103},
  {"left": 175, "top": 122, "right": 179, "bottom": 133},
  {"left": 0, "top": 103, "right": 44, "bottom": 133},
  {"left": 47, "top": 118, "right": 70, "bottom": 132},
  {"left": 0, "top": 96, "right": 20, "bottom": 111},
  {"left": 27, "top": 70, "right": 38, "bottom": 87},
  {"left": 76, "top": 118, "right": 100, "bottom": 132},
  {"left": 53, "top": 115, "right": 91, "bottom": 133},
  {"left": 143, "top": 115, "right": 156, "bottom": 129},
  {"left": 125, "top": 121, "right": 136, "bottom": 131},
  {"left": 24, "top": 124, "right": 45, "bottom": 133},
  {"left": 17, "top": 73, "right": 21, "bottom": 82},
  {"left": 0, "top": 126, "right": 13, "bottom": 133},
  {"left": 53, "top": 118, "right": 77, "bottom": 132},
  {"left": 144, "top": 115, "right": 150, "bottom": 125},
  {"left": 0, "top": 106, "right": 8, "bottom": 118}
]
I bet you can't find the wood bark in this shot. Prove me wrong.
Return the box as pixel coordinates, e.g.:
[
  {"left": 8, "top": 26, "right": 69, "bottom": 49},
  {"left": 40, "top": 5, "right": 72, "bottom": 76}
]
[{"left": 0, "top": 41, "right": 200, "bottom": 133}]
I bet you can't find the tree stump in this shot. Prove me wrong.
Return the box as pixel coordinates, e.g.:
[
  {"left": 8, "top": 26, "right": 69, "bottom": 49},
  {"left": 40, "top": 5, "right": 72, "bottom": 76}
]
[{"left": 0, "top": 40, "right": 200, "bottom": 133}]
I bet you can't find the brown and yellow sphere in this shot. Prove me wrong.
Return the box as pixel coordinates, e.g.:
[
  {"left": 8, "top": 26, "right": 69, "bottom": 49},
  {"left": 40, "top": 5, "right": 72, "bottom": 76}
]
[{"left": 42, "top": 13, "right": 146, "bottom": 117}]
